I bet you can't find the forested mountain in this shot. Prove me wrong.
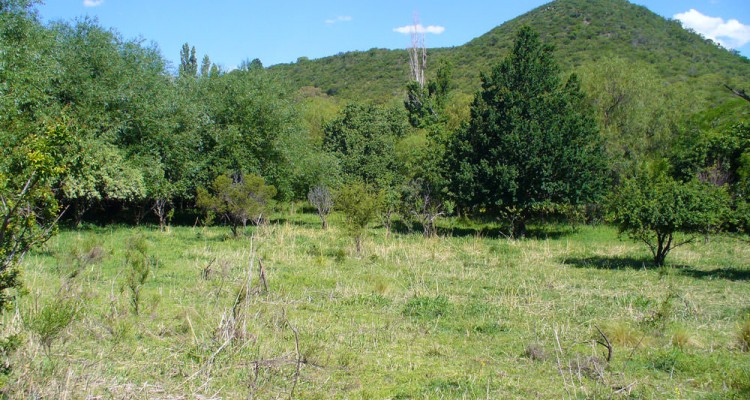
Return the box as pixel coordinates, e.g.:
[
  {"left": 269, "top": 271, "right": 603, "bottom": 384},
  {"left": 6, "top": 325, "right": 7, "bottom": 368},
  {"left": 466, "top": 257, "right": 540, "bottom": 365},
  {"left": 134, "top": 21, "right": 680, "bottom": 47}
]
[{"left": 270, "top": 0, "right": 750, "bottom": 108}]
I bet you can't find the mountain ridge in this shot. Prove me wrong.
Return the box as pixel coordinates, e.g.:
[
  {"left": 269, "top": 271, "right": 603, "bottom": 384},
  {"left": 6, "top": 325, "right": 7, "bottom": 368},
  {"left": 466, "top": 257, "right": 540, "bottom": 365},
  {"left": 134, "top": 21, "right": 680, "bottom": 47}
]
[{"left": 269, "top": 0, "right": 750, "bottom": 108}]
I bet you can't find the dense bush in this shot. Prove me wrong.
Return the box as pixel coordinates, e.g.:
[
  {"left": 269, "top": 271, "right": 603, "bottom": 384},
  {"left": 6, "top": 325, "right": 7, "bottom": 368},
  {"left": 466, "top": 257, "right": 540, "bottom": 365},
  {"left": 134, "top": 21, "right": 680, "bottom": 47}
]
[{"left": 607, "top": 171, "right": 731, "bottom": 265}]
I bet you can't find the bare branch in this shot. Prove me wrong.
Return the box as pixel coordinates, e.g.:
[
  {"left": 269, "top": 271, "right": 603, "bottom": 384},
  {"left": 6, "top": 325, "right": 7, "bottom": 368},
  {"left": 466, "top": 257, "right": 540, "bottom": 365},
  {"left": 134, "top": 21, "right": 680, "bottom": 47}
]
[
  {"left": 724, "top": 84, "right": 750, "bottom": 103},
  {"left": 594, "top": 325, "right": 613, "bottom": 362}
]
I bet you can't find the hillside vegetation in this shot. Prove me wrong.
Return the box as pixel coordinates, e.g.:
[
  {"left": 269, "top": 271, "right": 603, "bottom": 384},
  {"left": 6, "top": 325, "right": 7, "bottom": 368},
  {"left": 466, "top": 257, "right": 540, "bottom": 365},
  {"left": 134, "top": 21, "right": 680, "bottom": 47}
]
[{"left": 270, "top": 0, "right": 750, "bottom": 109}]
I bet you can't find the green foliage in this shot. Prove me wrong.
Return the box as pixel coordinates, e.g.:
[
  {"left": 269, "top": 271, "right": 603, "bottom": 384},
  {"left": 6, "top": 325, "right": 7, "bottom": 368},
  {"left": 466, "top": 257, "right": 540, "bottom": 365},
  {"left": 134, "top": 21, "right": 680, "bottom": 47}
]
[
  {"left": 0, "top": 2, "right": 76, "bottom": 379},
  {"left": 445, "top": 26, "right": 608, "bottom": 236},
  {"left": 197, "top": 173, "right": 277, "bottom": 237},
  {"left": 179, "top": 43, "right": 198, "bottom": 78},
  {"left": 579, "top": 57, "right": 685, "bottom": 181},
  {"left": 404, "top": 60, "right": 453, "bottom": 128},
  {"left": 323, "top": 103, "right": 407, "bottom": 189},
  {"left": 335, "top": 181, "right": 381, "bottom": 254},
  {"left": 60, "top": 140, "right": 145, "bottom": 224},
  {"left": 607, "top": 171, "right": 731, "bottom": 265},
  {"left": 124, "top": 235, "right": 156, "bottom": 316},
  {"left": 671, "top": 122, "right": 750, "bottom": 232},
  {"left": 26, "top": 296, "right": 79, "bottom": 356},
  {"left": 1, "top": 118, "right": 73, "bottom": 311},
  {"left": 201, "top": 67, "right": 306, "bottom": 200}
]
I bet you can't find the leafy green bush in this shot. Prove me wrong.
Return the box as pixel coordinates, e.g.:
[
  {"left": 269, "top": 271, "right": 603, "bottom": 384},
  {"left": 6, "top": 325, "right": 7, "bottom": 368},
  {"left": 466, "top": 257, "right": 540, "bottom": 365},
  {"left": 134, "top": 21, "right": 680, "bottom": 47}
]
[
  {"left": 335, "top": 181, "right": 381, "bottom": 255},
  {"left": 607, "top": 171, "right": 731, "bottom": 265}
]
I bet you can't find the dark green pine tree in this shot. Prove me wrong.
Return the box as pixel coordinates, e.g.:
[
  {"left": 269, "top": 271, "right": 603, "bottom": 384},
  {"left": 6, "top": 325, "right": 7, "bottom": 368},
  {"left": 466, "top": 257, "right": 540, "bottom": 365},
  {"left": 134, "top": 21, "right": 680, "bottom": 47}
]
[{"left": 446, "top": 26, "right": 607, "bottom": 236}]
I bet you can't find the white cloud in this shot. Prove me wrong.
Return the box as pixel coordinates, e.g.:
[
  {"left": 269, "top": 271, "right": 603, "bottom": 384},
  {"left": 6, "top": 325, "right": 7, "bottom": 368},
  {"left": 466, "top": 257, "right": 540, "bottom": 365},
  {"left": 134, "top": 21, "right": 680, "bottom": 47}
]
[
  {"left": 674, "top": 9, "right": 750, "bottom": 48},
  {"left": 83, "top": 0, "right": 104, "bottom": 7},
  {"left": 393, "top": 24, "right": 445, "bottom": 35},
  {"left": 325, "top": 16, "right": 352, "bottom": 25}
]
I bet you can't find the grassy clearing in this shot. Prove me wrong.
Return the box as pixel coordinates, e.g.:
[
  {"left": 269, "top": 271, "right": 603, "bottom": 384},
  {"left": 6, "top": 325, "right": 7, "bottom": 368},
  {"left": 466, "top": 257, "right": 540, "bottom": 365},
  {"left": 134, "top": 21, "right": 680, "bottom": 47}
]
[{"left": 3, "top": 212, "right": 749, "bottom": 399}]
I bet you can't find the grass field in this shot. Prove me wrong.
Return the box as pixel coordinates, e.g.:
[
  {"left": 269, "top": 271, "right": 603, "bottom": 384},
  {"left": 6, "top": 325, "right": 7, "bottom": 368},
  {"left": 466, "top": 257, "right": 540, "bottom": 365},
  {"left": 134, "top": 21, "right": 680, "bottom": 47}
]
[{"left": 3, "top": 212, "right": 749, "bottom": 399}]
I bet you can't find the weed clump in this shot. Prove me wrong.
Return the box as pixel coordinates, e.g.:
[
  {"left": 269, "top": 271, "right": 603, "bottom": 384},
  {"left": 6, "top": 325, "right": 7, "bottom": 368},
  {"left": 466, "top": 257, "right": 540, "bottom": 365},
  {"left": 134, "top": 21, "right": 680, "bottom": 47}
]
[
  {"left": 25, "top": 297, "right": 79, "bottom": 356},
  {"left": 402, "top": 295, "right": 451, "bottom": 319}
]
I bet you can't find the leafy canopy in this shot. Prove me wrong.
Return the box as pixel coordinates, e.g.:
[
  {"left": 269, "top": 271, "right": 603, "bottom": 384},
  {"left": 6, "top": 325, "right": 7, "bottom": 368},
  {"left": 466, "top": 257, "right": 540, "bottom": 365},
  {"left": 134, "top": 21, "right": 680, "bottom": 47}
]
[
  {"left": 446, "top": 26, "right": 607, "bottom": 234},
  {"left": 607, "top": 171, "right": 730, "bottom": 266}
]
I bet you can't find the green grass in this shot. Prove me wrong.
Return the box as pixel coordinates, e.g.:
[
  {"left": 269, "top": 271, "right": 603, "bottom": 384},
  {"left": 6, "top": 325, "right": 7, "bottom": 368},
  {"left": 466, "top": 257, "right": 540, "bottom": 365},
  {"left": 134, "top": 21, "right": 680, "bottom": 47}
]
[{"left": 3, "top": 213, "right": 749, "bottom": 398}]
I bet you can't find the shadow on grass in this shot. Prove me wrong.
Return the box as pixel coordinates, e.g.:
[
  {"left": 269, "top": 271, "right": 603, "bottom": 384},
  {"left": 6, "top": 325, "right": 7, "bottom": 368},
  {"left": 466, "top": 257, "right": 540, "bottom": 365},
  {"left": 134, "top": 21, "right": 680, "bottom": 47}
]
[
  {"left": 565, "top": 256, "right": 653, "bottom": 270},
  {"left": 680, "top": 267, "right": 750, "bottom": 281},
  {"left": 389, "top": 221, "right": 555, "bottom": 239},
  {"left": 565, "top": 256, "right": 750, "bottom": 281},
  {"left": 269, "top": 217, "right": 321, "bottom": 228}
]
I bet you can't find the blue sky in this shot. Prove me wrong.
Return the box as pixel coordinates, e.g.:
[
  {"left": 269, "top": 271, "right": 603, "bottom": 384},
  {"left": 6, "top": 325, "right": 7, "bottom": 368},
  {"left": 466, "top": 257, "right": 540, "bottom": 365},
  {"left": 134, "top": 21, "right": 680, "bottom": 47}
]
[{"left": 37, "top": 1, "right": 750, "bottom": 72}]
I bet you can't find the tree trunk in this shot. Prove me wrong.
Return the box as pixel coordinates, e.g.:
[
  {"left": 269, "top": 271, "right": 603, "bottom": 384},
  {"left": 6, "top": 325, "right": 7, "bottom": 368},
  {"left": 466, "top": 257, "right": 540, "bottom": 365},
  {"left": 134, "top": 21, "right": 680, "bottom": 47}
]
[
  {"left": 653, "top": 233, "right": 672, "bottom": 266},
  {"left": 513, "top": 219, "right": 527, "bottom": 239},
  {"left": 355, "top": 235, "right": 362, "bottom": 255},
  {"left": 73, "top": 199, "right": 91, "bottom": 228}
]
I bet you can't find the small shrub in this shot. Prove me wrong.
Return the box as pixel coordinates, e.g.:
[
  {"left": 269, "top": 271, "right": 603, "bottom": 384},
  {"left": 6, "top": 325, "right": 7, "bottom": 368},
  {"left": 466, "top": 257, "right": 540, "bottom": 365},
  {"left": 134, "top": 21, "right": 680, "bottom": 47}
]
[
  {"left": 307, "top": 185, "right": 333, "bottom": 230},
  {"left": 643, "top": 288, "right": 678, "bottom": 334},
  {"left": 336, "top": 181, "right": 381, "bottom": 255},
  {"left": 124, "top": 236, "right": 157, "bottom": 315},
  {"left": 197, "top": 173, "right": 276, "bottom": 237},
  {"left": 26, "top": 297, "right": 79, "bottom": 356},
  {"left": 606, "top": 172, "right": 730, "bottom": 266}
]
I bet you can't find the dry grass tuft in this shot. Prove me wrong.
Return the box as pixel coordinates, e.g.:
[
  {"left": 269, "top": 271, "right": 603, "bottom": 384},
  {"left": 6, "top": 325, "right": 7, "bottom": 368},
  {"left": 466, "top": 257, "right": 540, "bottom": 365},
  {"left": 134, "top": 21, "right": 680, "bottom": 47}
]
[{"left": 524, "top": 343, "right": 548, "bottom": 362}]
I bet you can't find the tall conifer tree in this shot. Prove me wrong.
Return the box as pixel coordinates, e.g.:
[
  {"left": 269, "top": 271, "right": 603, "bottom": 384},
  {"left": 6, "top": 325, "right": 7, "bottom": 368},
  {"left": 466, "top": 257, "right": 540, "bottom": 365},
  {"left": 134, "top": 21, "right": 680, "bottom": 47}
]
[{"left": 446, "top": 27, "right": 607, "bottom": 236}]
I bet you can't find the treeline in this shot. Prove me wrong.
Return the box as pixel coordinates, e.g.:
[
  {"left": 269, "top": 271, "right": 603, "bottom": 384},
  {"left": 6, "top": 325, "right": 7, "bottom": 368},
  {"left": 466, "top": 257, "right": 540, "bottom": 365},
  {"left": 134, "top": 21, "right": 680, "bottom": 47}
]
[
  {"left": 1, "top": 3, "right": 339, "bottom": 229},
  {"left": 1, "top": 2, "right": 749, "bottom": 249}
]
